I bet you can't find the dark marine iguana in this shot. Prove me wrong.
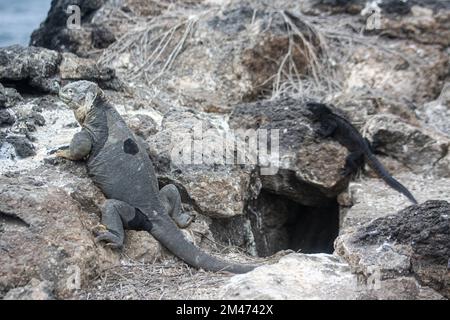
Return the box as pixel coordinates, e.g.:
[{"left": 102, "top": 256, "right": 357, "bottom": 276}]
[
  {"left": 307, "top": 102, "right": 418, "bottom": 204},
  {"left": 55, "top": 80, "right": 256, "bottom": 273}
]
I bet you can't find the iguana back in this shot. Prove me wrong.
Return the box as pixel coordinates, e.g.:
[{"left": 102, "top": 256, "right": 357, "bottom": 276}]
[{"left": 85, "top": 104, "right": 162, "bottom": 215}]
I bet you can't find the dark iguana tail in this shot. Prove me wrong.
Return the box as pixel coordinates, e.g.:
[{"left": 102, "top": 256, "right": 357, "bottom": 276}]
[
  {"left": 147, "top": 212, "right": 257, "bottom": 273},
  {"left": 365, "top": 152, "right": 418, "bottom": 204}
]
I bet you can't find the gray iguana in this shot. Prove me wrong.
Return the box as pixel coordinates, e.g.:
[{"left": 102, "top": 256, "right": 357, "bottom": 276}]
[{"left": 55, "top": 80, "right": 256, "bottom": 273}]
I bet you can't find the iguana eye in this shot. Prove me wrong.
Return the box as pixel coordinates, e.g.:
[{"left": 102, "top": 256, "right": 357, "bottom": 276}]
[{"left": 67, "top": 89, "right": 74, "bottom": 95}]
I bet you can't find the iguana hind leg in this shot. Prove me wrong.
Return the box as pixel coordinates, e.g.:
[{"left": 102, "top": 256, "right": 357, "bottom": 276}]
[
  {"left": 341, "top": 150, "right": 364, "bottom": 176},
  {"left": 95, "top": 199, "right": 135, "bottom": 248},
  {"left": 159, "top": 184, "right": 193, "bottom": 228}
]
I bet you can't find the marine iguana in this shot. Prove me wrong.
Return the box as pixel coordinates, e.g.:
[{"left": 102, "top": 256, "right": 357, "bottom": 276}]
[
  {"left": 307, "top": 102, "right": 418, "bottom": 204},
  {"left": 55, "top": 80, "right": 256, "bottom": 273}
]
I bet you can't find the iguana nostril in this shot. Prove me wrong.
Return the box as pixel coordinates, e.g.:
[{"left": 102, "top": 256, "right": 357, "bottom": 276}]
[{"left": 123, "top": 138, "right": 139, "bottom": 155}]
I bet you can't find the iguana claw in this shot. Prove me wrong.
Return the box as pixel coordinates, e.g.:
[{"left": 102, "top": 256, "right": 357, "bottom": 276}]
[
  {"left": 176, "top": 212, "right": 195, "bottom": 228},
  {"left": 55, "top": 149, "right": 71, "bottom": 159},
  {"left": 94, "top": 232, "right": 123, "bottom": 249},
  {"left": 93, "top": 224, "right": 108, "bottom": 234}
]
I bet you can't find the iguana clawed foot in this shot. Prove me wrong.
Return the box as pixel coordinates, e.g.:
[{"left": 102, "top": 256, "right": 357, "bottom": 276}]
[
  {"left": 159, "top": 184, "right": 195, "bottom": 228},
  {"left": 339, "top": 167, "right": 353, "bottom": 177},
  {"left": 174, "top": 211, "right": 194, "bottom": 228},
  {"left": 54, "top": 149, "right": 72, "bottom": 159},
  {"left": 93, "top": 224, "right": 123, "bottom": 249}
]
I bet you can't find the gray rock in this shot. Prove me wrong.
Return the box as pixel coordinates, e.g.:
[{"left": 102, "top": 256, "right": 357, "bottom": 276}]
[
  {"left": 417, "top": 82, "right": 450, "bottom": 136},
  {"left": 0, "top": 165, "right": 119, "bottom": 299},
  {"left": 0, "top": 83, "right": 23, "bottom": 109},
  {"left": 230, "top": 97, "right": 349, "bottom": 206},
  {"left": 339, "top": 173, "right": 450, "bottom": 232},
  {"left": 5, "top": 135, "right": 36, "bottom": 158},
  {"left": 3, "top": 279, "right": 54, "bottom": 300},
  {"left": 91, "top": 24, "right": 116, "bottom": 49},
  {"left": 0, "top": 110, "right": 15, "bottom": 126},
  {"left": 316, "top": 0, "right": 449, "bottom": 16},
  {"left": 122, "top": 231, "right": 162, "bottom": 263},
  {"left": 103, "top": 2, "right": 322, "bottom": 113},
  {"left": 364, "top": 114, "right": 450, "bottom": 176},
  {"left": 147, "top": 108, "right": 253, "bottom": 218},
  {"left": 59, "top": 52, "right": 123, "bottom": 91},
  {"left": 33, "top": 96, "right": 60, "bottom": 111},
  {"left": 122, "top": 113, "right": 158, "bottom": 140},
  {"left": 31, "top": 112, "right": 46, "bottom": 127},
  {"left": 342, "top": 43, "right": 448, "bottom": 105},
  {"left": 311, "top": 0, "right": 366, "bottom": 15},
  {"left": 0, "top": 46, "right": 122, "bottom": 93},
  {"left": 379, "top": 5, "right": 450, "bottom": 46},
  {"left": 336, "top": 200, "right": 450, "bottom": 299},
  {"left": 30, "top": 0, "right": 106, "bottom": 55},
  {"left": 0, "top": 45, "right": 62, "bottom": 93},
  {"left": 220, "top": 253, "right": 368, "bottom": 299}
]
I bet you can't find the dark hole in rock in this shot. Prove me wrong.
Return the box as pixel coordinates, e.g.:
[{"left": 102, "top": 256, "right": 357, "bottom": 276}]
[
  {"left": 248, "top": 190, "right": 339, "bottom": 257},
  {"left": 210, "top": 190, "right": 340, "bottom": 257},
  {"left": 0, "top": 210, "right": 30, "bottom": 230},
  {"left": 0, "top": 79, "right": 45, "bottom": 95}
]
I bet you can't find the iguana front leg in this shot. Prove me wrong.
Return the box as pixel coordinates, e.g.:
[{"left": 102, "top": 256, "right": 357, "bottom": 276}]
[
  {"left": 55, "top": 129, "right": 92, "bottom": 160},
  {"left": 159, "top": 184, "right": 194, "bottom": 228},
  {"left": 317, "top": 120, "right": 338, "bottom": 138}
]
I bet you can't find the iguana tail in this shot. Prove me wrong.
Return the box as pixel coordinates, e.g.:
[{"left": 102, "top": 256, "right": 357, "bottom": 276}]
[
  {"left": 147, "top": 212, "right": 257, "bottom": 273},
  {"left": 365, "top": 152, "right": 418, "bottom": 204}
]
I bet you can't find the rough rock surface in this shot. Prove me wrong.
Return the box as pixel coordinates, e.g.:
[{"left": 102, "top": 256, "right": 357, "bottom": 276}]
[
  {"left": 0, "top": 84, "right": 22, "bottom": 109},
  {"left": 340, "top": 174, "right": 450, "bottom": 232},
  {"left": 220, "top": 253, "right": 366, "bottom": 299},
  {"left": 220, "top": 251, "right": 444, "bottom": 299},
  {"left": 147, "top": 108, "right": 254, "bottom": 218},
  {"left": 342, "top": 44, "right": 448, "bottom": 105},
  {"left": 336, "top": 200, "right": 450, "bottom": 299},
  {"left": 0, "top": 165, "right": 114, "bottom": 298},
  {"left": 0, "top": 110, "right": 15, "bottom": 126},
  {"left": 230, "top": 97, "right": 349, "bottom": 206},
  {"left": 0, "top": 45, "right": 62, "bottom": 93},
  {"left": 30, "top": 0, "right": 107, "bottom": 55},
  {"left": 5, "top": 135, "right": 36, "bottom": 158},
  {"left": 0, "top": 45, "right": 121, "bottom": 93},
  {"left": 417, "top": 83, "right": 450, "bottom": 136},
  {"left": 96, "top": 2, "right": 324, "bottom": 113},
  {"left": 59, "top": 52, "right": 123, "bottom": 90},
  {"left": 364, "top": 114, "right": 450, "bottom": 176},
  {"left": 3, "top": 279, "right": 54, "bottom": 300},
  {"left": 380, "top": 5, "right": 450, "bottom": 47}
]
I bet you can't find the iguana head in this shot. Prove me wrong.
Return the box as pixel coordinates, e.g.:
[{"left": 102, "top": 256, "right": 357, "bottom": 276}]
[
  {"left": 58, "top": 80, "right": 104, "bottom": 124},
  {"left": 306, "top": 102, "right": 332, "bottom": 121}
]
